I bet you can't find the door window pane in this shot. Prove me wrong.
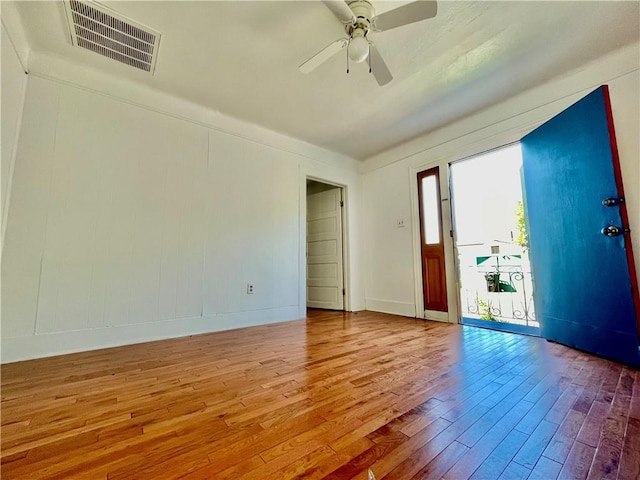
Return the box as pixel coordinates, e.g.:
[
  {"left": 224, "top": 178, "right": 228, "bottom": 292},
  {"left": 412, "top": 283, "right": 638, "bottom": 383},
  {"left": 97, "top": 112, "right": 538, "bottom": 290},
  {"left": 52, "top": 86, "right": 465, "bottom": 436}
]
[{"left": 422, "top": 175, "right": 441, "bottom": 245}]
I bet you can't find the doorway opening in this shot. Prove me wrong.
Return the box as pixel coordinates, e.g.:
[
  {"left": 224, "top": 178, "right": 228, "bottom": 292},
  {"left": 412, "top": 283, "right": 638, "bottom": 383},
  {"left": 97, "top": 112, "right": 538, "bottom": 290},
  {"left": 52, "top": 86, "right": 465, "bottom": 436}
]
[
  {"left": 306, "top": 179, "right": 346, "bottom": 311},
  {"left": 450, "top": 144, "right": 540, "bottom": 336}
]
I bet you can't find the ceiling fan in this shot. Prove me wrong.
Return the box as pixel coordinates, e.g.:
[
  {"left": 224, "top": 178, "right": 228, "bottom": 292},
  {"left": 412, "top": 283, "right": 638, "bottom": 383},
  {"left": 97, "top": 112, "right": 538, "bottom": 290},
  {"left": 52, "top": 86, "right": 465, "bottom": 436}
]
[{"left": 299, "top": 0, "right": 438, "bottom": 86}]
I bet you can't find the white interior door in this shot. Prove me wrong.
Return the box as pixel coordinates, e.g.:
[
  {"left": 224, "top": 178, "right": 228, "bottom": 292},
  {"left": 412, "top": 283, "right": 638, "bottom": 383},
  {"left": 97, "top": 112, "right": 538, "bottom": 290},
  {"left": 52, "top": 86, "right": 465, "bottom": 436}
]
[{"left": 307, "top": 187, "right": 344, "bottom": 309}]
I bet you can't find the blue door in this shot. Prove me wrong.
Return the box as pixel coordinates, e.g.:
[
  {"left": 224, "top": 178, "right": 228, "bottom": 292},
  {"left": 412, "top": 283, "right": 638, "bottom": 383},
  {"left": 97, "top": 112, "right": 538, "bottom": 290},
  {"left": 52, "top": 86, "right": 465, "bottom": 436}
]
[{"left": 521, "top": 86, "right": 640, "bottom": 367}]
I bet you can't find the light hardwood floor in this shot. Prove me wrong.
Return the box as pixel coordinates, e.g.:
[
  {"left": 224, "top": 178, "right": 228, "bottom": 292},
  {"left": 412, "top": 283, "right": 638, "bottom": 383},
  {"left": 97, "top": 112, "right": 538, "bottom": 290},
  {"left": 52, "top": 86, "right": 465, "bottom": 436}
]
[{"left": 2, "top": 309, "right": 639, "bottom": 479}]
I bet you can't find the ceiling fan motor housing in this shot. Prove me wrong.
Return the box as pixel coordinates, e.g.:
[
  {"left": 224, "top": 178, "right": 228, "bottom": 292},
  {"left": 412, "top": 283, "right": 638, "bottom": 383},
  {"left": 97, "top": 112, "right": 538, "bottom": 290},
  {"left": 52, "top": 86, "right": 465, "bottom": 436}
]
[{"left": 346, "top": 1, "right": 374, "bottom": 37}]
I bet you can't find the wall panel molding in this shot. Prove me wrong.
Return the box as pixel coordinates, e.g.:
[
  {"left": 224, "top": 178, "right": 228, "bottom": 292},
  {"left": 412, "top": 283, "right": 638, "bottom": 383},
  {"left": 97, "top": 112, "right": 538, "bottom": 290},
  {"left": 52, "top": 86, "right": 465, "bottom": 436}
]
[{"left": 1, "top": 306, "right": 300, "bottom": 363}]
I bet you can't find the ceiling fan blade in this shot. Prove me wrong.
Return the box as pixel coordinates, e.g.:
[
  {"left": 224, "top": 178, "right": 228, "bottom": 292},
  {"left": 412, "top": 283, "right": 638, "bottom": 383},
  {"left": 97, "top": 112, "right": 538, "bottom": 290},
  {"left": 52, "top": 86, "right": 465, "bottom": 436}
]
[
  {"left": 368, "top": 45, "right": 393, "bottom": 86},
  {"left": 299, "top": 38, "right": 348, "bottom": 74},
  {"left": 322, "top": 0, "right": 356, "bottom": 24},
  {"left": 372, "top": 1, "right": 438, "bottom": 32}
]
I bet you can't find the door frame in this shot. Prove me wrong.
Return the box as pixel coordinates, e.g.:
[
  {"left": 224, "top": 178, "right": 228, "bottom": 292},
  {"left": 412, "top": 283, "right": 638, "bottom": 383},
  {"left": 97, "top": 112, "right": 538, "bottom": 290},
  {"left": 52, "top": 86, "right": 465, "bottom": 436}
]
[
  {"left": 304, "top": 176, "right": 349, "bottom": 312},
  {"left": 409, "top": 144, "right": 524, "bottom": 324}
]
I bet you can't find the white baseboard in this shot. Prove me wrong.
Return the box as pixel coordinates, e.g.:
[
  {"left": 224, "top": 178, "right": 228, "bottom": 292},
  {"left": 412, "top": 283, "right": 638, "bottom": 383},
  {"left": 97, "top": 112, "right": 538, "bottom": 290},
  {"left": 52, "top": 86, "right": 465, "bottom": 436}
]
[
  {"left": 424, "top": 310, "right": 451, "bottom": 323},
  {"left": 1, "top": 306, "right": 300, "bottom": 364},
  {"left": 365, "top": 299, "right": 416, "bottom": 317}
]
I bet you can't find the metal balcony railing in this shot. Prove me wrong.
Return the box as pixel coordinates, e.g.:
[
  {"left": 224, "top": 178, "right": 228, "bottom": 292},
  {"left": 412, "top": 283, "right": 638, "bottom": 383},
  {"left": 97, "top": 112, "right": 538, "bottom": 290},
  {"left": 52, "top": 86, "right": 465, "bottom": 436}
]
[{"left": 459, "top": 260, "right": 538, "bottom": 328}]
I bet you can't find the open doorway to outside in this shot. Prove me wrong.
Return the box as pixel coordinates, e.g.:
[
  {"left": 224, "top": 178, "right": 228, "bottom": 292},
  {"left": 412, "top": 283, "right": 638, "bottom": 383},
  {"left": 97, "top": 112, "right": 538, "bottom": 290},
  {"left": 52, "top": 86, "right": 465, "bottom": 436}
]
[
  {"left": 450, "top": 144, "right": 540, "bottom": 335},
  {"left": 306, "top": 179, "right": 345, "bottom": 310}
]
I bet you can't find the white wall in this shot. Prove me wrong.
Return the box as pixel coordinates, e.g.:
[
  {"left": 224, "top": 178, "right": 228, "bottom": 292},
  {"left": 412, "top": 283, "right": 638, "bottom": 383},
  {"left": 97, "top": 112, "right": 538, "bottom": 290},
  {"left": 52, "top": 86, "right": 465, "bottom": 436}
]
[
  {"left": 1, "top": 70, "right": 364, "bottom": 363},
  {"left": 362, "top": 43, "right": 640, "bottom": 320},
  {"left": 362, "top": 165, "right": 419, "bottom": 317},
  {"left": 1, "top": 21, "right": 27, "bottom": 252},
  {"left": 3, "top": 24, "right": 637, "bottom": 363}
]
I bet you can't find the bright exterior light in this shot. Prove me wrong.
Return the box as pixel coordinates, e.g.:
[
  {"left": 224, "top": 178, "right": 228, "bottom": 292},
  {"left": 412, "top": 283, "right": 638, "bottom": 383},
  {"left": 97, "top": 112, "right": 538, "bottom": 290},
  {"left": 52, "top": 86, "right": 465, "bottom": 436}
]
[{"left": 348, "top": 33, "right": 369, "bottom": 63}]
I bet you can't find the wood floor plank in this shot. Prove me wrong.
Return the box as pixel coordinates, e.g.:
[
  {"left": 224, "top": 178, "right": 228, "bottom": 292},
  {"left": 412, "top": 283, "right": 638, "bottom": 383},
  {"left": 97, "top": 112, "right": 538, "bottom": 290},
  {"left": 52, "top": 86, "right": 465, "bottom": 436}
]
[
  {"left": 514, "top": 376, "right": 572, "bottom": 435},
  {"left": 308, "top": 437, "right": 375, "bottom": 480},
  {"left": 512, "top": 419, "right": 558, "bottom": 469},
  {"left": 577, "top": 400, "right": 609, "bottom": 448},
  {"left": 409, "top": 440, "right": 469, "bottom": 480},
  {"left": 587, "top": 421, "right": 625, "bottom": 480},
  {"left": 546, "top": 383, "right": 584, "bottom": 424},
  {"left": 528, "top": 456, "right": 562, "bottom": 480},
  {"left": 467, "top": 429, "right": 529, "bottom": 480},
  {"left": 499, "top": 460, "right": 532, "bottom": 479},
  {"left": 350, "top": 417, "right": 452, "bottom": 479},
  {"left": 630, "top": 371, "right": 640, "bottom": 420},
  {"left": 441, "top": 399, "right": 536, "bottom": 480},
  {"left": 1, "top": 309, "right": 638, "bottom": 480},
  {"left": 617, "top": 416, "right": 640, "bottom": 480},
  {"left": 325, "top": 433, "right": 407, "bottom": 479},
  {"left": 543, "top": 409, "right": 587, "bottom": 464},
  {"left": 559, "top": 440, "right": 596, "bottom": 480},
  {"left": 587, "top": 368, "right": 635, "bottom": 480},
  {"left": 457, "top": 388, "right": 535, "bottom": 449}
]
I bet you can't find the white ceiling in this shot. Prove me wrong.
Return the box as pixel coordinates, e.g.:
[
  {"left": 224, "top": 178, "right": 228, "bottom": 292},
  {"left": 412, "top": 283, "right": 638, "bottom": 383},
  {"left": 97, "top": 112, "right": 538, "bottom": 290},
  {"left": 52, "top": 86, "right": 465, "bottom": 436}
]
[{"left": 15, "top": 1, "right": 640, "bottom": 160}]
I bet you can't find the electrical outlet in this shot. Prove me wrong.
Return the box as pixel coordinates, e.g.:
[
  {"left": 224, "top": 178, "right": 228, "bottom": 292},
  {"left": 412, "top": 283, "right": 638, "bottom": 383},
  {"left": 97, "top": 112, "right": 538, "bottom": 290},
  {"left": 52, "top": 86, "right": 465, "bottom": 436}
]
[
  {"left": 396, "top": 218, "right": 405, "bottom": 228},
  {"left": 246, "top": 284, "right": 254, "bottom": 294}
]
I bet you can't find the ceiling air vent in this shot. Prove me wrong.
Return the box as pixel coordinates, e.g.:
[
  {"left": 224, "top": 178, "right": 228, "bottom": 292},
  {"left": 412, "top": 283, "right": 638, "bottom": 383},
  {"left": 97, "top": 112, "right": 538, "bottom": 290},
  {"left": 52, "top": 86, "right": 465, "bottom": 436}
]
[{"left": 64, "top": 0, "right": 161, "bottom": 74}]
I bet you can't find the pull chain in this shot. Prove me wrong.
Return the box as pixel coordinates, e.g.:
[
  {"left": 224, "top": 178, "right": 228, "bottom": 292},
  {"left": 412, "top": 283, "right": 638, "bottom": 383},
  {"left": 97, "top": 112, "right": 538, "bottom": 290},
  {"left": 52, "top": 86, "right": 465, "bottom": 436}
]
[
  {"left": 368, "top": 43, "right": 372, "bottom": 73},
  {"left": 346, "top": 39, "right": 350, "bottom": 74}
]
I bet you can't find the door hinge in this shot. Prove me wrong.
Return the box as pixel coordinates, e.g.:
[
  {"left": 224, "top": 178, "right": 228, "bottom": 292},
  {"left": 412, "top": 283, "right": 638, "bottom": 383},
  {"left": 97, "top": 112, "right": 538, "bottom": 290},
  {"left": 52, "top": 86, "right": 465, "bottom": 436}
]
[
  {"left": 340, "top": 200, "right": 344, "bottom": 207},
  {"left": 342, "top": 288, "right": 345, "bottom": 295}
]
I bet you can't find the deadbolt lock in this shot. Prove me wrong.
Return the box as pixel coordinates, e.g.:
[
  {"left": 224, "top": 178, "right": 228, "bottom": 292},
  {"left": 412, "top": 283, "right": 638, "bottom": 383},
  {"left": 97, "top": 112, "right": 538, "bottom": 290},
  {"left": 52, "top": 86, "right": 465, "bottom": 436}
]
[
  {"left": 602, "top": 225, "right": 630, "bottom": 237},
  {"left": 602, "top": 197, "right": 625, "bottom": 206}
]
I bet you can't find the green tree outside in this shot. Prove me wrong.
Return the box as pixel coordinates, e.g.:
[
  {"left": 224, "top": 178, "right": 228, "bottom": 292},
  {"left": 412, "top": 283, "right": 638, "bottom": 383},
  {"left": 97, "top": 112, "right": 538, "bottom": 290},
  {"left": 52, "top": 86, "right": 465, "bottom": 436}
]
[{"left": 515, "top": 201, "right": 528, "bottom": 251}]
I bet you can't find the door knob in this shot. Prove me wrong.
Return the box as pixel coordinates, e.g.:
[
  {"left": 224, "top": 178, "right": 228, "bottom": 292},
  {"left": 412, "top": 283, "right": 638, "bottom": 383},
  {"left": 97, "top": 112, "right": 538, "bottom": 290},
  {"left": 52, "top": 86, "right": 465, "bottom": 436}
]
[{"left": 602, "top": 225, "right": 630, "bottom": 237}]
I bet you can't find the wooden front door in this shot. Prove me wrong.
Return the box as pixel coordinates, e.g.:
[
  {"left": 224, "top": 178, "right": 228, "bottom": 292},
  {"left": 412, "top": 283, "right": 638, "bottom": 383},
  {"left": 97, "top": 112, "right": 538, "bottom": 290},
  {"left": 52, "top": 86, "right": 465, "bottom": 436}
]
[{"left": 418, "top": 167, "right": 447, "bottom": 312}]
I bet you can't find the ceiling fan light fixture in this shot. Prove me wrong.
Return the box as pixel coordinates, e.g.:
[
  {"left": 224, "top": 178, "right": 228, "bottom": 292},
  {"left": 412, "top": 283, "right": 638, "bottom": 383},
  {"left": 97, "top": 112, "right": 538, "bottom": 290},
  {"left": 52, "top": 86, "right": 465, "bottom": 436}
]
[
  {"left": 302, "top": 0, "right": 437, "bottom": 85},
  {"left": 348, "top": 31, "right": 369, "bottom": 63}
]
